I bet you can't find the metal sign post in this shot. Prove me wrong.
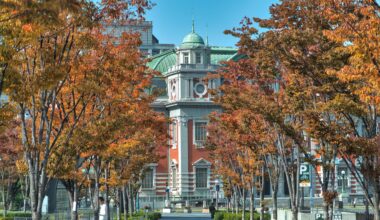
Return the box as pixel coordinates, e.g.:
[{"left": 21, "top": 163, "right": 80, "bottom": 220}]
[{"left": 299, "top": 163, "right": 311, "bottom": 187}]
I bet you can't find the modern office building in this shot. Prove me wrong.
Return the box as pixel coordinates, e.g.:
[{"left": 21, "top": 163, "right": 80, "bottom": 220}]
[{"left": 105, "top": 20, "right": 175, "bottom": 56}]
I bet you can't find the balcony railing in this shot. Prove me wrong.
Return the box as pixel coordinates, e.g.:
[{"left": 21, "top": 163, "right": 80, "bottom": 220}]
[{"left": 167, "top": 64, "right": 218, "bottom": 73}]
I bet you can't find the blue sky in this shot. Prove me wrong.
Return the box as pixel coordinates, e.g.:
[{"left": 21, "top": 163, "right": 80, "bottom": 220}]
[{"left": 145, "top": 0, "right": 278, "bottom": 47}]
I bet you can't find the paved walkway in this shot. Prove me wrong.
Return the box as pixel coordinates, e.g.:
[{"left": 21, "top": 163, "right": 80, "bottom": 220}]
[{"left": 160, "top": 212, "right": 211, "bottom": 219}]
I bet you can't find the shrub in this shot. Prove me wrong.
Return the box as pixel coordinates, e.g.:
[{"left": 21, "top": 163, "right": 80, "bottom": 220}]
[
  {"left": 212, "top": 211, "right": 270, "bottom": 220},
  {"left": 0, "top": 211, "right": 32, "bottom": 220},
  {"left": 214, "top": 211, "right": 224, "bottom": 220},
  {"left": 126, "top": 211, "right": 160, "bottom": 220},
  {"left": 147, "top": 212, "right": 161, "bottom": 220}
]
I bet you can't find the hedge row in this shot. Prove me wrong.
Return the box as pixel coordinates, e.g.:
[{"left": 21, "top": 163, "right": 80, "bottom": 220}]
[
  {"left": 127, "top": 212, "right": 161, "bottom": 220},
  {"left": 0, "top": 212, "right": 31, "bottom": 220},
  {"left": 214, "top": 211, "right": 270, "bottom": 220}
]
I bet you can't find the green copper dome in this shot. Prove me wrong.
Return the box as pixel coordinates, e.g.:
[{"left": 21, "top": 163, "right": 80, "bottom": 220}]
[
  {"left": 180, "top": 21, "right": 205, "bottom": 48},
  {"left": 181, "top": 32, "right": 205, "bottom": 48}
]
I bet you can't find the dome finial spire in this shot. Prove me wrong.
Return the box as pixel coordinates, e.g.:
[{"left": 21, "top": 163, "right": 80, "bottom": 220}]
[
  {"left": 206, "top": 23, "right": 208, "bottom": 46},
  {"left": 192, "top": 17, "right": 195, "bottom": 33}
]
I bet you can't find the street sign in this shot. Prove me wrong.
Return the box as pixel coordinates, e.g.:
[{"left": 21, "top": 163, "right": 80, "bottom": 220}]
[
  {"left": 300, "top": 163, "right": 311, "bottom": 187},
  {"left": 315, "top": 213, "right": 324, "bottom": 220},
  {"left": 333, "top": 211, "right": 342, "bottom": 220},
  {"left": 333, "top": 214, "right": 342, "bottom": 220}
]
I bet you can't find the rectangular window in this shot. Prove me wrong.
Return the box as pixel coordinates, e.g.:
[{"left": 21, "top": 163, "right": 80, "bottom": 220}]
[
  {"left": 142, "top": 168, "right": 154, "bottom": 189},
  {"left": 196, "top": 168, "right": 208, "bottom": 188},
  {"left": 195, "top": 122, "right": 207, "bottom": 147},
  {"left": 183, "top": 52, "right": 189, "bottom": 64},
  {"left": 195, "top": 52, "right": 202, "bottom": 64}
]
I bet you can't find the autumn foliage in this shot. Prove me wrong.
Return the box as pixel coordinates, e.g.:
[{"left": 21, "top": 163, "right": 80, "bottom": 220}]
[
  {"left": 207, "top": 1, "right": 380, "bottom": 220},
  {"left": 0, "top": 1, "right": 166, "bottom": 220}
]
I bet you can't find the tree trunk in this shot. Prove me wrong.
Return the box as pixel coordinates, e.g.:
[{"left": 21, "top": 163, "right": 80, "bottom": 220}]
[
  {"left": 116, "top": 187, "right": 121, "bottom": 220},
  {"left": 128, "top": 183, "right": 133, "bottom": 217},
  {"left": 30, "top": 176, "right": 44, "bottom": 220},
  {"left": 291, "top": 207, "right": 298, "bottom": 220},
  {"left": 300, "top": 188, "right": 304, "bottom": 210},
  {"left": 242, "top": 188, "right": 246, "bottom": 220},
  {"left": 373, "top": 198, "right": 380, "bottom": 220},
  {"left": 105, "top": 163, "right": 110, "bottom": 220},
  {"left": 23, "top": 199, "right": 27, "bottom": 213},
  {"left": 122, "top": 184, "right": 128, "bottom": 220},
  {"left": 93, "top": 157, "right": 101, "bottom": 220},
  {"left": 323, "top": 202, "right": 330, "bottom": 220},
  {"left": 234, "top": 187, "right": 239, "bottom": 214},
  {"left": 68, "top": 184, "right": 79, "bottom": 220},
  {"left": 272, "top": 190, "right": 278, "bottom": 220},
  {"left": 2, "top": 183, "right": 7, "bottom": 217},
  {"left": 232, "top": 193, "right": 235, "bottom": 213},
  {"left": 32, "top": 211, "right": 41, "bottom": 220},
  {"left": 249, "top": 186, "right": 254, "bottom": 220},
  {"left": 260, "top": 165, "right": 265, "bottom": 220},
  {"left": 23, "top": 175, "right": 29, "bottom": 213},
  {"left": 260, "top": 188, "right": 264, "bottom": 220}
]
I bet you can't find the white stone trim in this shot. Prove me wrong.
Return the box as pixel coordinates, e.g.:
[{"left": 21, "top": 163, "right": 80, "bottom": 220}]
[
  {"left": 194, "top": 82, "right": 207, "bottom": 98},
  {"left": 192, "top": 158, "right": 212, "bottom": 190},
  {"left": 140, "top": 164, "right": 157, "bottom": 190},
  {"left": 171, "top": 119, "right": 177, "bottom": 149}
]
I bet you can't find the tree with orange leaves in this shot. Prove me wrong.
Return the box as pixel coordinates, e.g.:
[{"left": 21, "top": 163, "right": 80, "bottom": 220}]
[
  {"left": 48, "top": 23, "right": 165, "bottom": 220},
  {"left": 207, "top": 109, "right": 273, "bottom": 220},
  {"left": 0, "top": 120, "right": 23, "bottom": 217},
  {"left": 220, "top": 1, "right": 355, "bottom": 219},
  {"left": 0, "top": 1, "right": 154, "bottom": 219},
  {"left": 319, "top": 1, "right": 380, "bottom": 219},
  {"left": 219, "top": 2, "right": 380, "bottom": 220}
]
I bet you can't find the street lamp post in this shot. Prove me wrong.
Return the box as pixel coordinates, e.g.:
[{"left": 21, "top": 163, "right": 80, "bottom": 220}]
[
  {"left": 165, "top": 186, "right": 170, "bottom": 208},
  {"left": 338, "top": 170, "right": 347, "bottom": 209},
  {"left": 341, "top": 170, "right": 346, "bottom": 194},
  {"left": 215, "top": 179, "right": 220, "bottom": 210}
]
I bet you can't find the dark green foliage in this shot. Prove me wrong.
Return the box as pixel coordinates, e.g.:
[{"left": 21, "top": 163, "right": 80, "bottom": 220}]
[
  {"left": 147, "top": 212, "right": 161, "bottom": 220},
  {"left": 0, "top": 212, "right": 31, "bottom": 220},
  {"left": 213, "top": 211, "right": 270, "bottom": 220},
  {"left": 126, "top": 211, "right": 161, "bottom": 220}
]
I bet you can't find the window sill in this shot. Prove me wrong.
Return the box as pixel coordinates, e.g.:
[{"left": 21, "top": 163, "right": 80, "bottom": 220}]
[
  {"left": 195, "top": 187, "right": 208, "bottom": 190},
  {"left": 194, "top": 145, "right": 205, "bottom": 149},
  {"left": 141, "top": 188, "right": 156, "bottom": 190}
]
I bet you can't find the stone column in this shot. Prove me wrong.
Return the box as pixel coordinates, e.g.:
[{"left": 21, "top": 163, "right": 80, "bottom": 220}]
[
  {"left": 177, "top": 117, "right": 188, "bottom": 197},
  {"left": 190, "top": 79, "right": 194, "bottom": 98}
]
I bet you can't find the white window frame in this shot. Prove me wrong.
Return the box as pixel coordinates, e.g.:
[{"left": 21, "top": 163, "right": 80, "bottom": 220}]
[
  {"left": 193, "top": 82, "right": 207, "bottom": 98},
  {"left": 195, "top": 167, "right": 208, "bottom": 189},
  {"left": 183, "top": 52, "right": 189, "bottom": 64},
  {"left": 141, "top": 165, "right": 157, "bottom": 190},
  {"left": 193, "top": 120, "right": 208, "bottom": 148},
  {"left": 192, "top": 159, "right": 212, "bottom": 190},
  {"left": 195, "top": 52, "right": 202, "bottom": 64}
]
